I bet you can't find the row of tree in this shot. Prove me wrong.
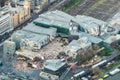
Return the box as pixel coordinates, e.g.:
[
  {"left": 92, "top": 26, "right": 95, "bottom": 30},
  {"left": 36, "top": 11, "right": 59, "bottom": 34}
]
[{"left": 76, "top": 44, "right": 100, "bottom": 64}]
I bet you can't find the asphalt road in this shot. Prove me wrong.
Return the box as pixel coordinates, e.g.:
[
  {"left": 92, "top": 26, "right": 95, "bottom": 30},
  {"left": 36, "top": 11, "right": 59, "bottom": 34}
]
[{"left": 105, "top": 72, "right": 120, "bottom": 80}]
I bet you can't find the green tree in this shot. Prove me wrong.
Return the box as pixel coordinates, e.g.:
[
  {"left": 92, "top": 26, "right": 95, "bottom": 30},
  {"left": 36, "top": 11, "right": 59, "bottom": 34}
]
[
  {"left": 92, "top": 67, "right": 104, "bottom": 77},
  {"left": 76, "top": 54, "right": 85, "bottom": 64}
]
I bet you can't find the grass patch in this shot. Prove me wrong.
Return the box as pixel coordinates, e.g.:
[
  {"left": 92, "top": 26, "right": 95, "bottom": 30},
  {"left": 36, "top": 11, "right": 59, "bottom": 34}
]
[
  {"left": 100, "top": 52, "right": 120, "bottom": 73},
  {"left": 102, "top": 61, "right": 120, "bottom": 72},
  {"left": 104, "top": 47, "right": 113, "bottom": 54},
  {"left": 62, "top": 0, "right": 83, "bottom": 13},
  {"left": 97, "top": 47, "right": 113, "bottom": 57}
]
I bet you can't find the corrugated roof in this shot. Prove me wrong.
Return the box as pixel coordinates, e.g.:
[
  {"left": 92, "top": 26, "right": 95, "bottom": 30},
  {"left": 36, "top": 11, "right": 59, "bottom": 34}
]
[
  {"left": 22, "top": 23, "right": 57, "bottom": 36},
  {"left": 66, "top": 37, "right": 91, "bottom": 52},
  {"left": 71, "top": 32, "right": 103, "bottom": 44},
  {"left": 34, "top": 10, "right": 108, "bottom": 35},
  {"left": 44, "top": 59, "right": 67, "bottom": 71},
  {"left": 13, "top": 30, "right": 49, "bottom": 42}
]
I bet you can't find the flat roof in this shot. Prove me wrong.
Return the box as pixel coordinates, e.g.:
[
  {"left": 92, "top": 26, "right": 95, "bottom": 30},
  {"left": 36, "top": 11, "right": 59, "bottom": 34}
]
[
  {"left": 34, "top": 10, "right": 108, "bottom": 32},
  {"left": 34, "top": 10, "right": 75, "bottom": 28},
  {"left": 66, "top": 38, "right": 91, "bottom": 52},
  {"left": 71, "top": 32, "right": 103, "bottom": 44},
  {"left": 0, "top": 6, "right": 10, "bottom": 17},
  {"left": 23, "top": 23, "right": 57, "bottom": 36},
  {"left": 80, "top": 32, "right": 103, "bottom": 43},
  {"left": 12, "top": 30, "right": 49, "bottom": 42},
  {"left": 44, "top": 59, "right": 67, "bottom": 71},
  {"left": 104, "top": 34, "right": 120, "bottom": 44}
]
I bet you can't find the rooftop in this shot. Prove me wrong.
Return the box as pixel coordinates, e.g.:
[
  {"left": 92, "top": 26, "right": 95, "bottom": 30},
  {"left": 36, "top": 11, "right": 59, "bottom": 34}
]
[
  {"left": 44, "top": 59, "right": 67, "bottom": 71},
  {"left": 12, "top": 30, "right": 49, "bottom": 43},
  {"left": 0, "top": 6, "right": 10, "bottom": 17},
  {"left": 22, "top": 23, "right": 57, "bottom": 36},
  {"left": 103, "top": 34, "right": 120, "bottom": 44},
  {"left": 0, "top": 5, "right": 24, "bottom": 15},
  {"left": 34, "top": 10, "right": 75, "bottom": 28},
  {"left": 71, "top": 31, "right": 103, "bottom": 44},
  {"left": 34, "top": 10, "right": 108, "bottom": 35},
  {"left": 66, "top": 37, "right": 92, "bottom": 52}
]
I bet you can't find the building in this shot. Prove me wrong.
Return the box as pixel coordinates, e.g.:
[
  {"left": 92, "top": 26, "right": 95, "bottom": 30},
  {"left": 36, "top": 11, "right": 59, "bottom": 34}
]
[
  {"left": 0, "top": 0, "right": 8, "bottom": 7},
  {"left": 12, "top": 0, "right": 31, "bottom": 27},
  {"left": 3, "top": 40, "right": 16, "bottom": 56},
  {"left": 13, "top": 0, "right": 48, "bottom": 13},
  {"left": 71, "top": 32, "right": 103, "bottom": 44},
  {"left": 73, "top": 15, "right": 108, "bottom": 36},
  {"left": 33, "top": 0, "right": 48, "bottom": 13},
  {"left": 66, "top": 37, "right": 92, "bottom": 57},
  {"left": 43, "top": 59, "right": 68, "bottom": 75},
  {"left": 48, "top": 0, "right": 58, "bottom": 4},
  {"left": 40, "top": 71, "right": 59, "bottom": 80},
  {"left": 103, "top": 34, "right": 120, "bottom": 45},
  {"left": 11, "top": 30, "right": 49, "bottom": 50},
  {"left": 0, "top": 7, "right": 13, "bottom": 38},
  {"left": 22, "top": 23, "right": 57, "bottom": 40},
  {"left": 1, "top": 0, "right": 31, "bottom": 28},
  {"left": 33, "top": 10, "right": 79, "bottom": 35},
  {"left": 33, "top": 10, "right": 109, "bottom": 36}
]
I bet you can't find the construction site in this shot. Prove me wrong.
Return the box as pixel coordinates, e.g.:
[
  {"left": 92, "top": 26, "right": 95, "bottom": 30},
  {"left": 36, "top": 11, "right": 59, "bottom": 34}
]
[{"left": 0, "top": 0, "right": 120, "bottom": 80}]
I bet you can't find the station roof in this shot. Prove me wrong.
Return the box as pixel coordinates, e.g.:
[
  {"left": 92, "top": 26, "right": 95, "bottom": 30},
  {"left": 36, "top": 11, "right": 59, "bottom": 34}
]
[
  {"left": 23, "top": 23, "right": 57, "bottom": 36},
  {"left": 12, "top": 30, "right": 48, "bottom": 43},
  {"left": 34, "top": 10, "right": 108, "bottom": 36},
  {"left": 34, "top": 10, "right": 75, "bottom": 29}
]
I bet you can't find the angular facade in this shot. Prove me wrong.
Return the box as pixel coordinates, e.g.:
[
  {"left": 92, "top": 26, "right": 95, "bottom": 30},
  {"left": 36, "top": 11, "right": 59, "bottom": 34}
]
[
  {"left": 33, "top": 10, "right": 108, "bottom": 36},
  {"left": 3, "top": 40, "right": 16, "bottom": 55},
  {"left": 11, "top": 30, "right": 49, "bottom": 50},
  {"left": 22, "top": 23, "right": 57, "bottom": 40}
]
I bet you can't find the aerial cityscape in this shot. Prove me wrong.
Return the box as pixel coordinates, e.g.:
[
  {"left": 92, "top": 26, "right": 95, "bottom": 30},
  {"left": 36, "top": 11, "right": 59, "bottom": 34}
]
[{"left": 0, "top": 0, "right": 120, "bottom": 80}]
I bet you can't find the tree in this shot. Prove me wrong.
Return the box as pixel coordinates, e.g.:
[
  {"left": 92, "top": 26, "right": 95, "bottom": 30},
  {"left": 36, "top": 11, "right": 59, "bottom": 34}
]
[
  {"left": 93, "top": 67, "right": 100, "bottom": 75},
  {"left": 33, "top": 57, "right": 42, "bottom": 62},
  {"left": 76, "top": 54, "right": 85, "bottom": 64},
  {"left": 92, "top": 67, "right": 104, "bottom": 77},
  {"left": 92, "top": 44, "right": 100, "bottom": 50},
  {"left": 97, "top": 50, "right": 106, "bottom": 57}
]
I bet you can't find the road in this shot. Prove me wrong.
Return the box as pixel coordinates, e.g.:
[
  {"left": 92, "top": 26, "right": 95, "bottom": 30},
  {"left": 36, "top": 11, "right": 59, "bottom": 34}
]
[
  {"left": 62, "top": 50, "right": 120, "bottom": 80},
  {"left": 105, "top": 72, "right": 120, "bottom": 80},
  {"left": 49, "top": 0, "right": 66, "bottom": 11}
]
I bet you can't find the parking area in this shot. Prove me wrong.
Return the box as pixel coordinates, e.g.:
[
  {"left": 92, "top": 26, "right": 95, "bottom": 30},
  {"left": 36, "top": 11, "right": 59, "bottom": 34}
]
[{"left": 68, "top": 0, "right": 120, "bottom": 21}]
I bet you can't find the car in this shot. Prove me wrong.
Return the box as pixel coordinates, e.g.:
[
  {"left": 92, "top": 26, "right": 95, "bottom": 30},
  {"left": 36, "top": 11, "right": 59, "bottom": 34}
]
[
  {"left": 17, "top": 57, "right": 26, "bottom": 61},
  {"left": 98, "top": 78, "right": 103, "bottom": 80},
  {"left": 109, "top": 68, "right": 120, "bottom": 75},
  {"left": 81, "top": 77, "right": 88, "bottom": 80},
  {"left": 103, "top": 74, "right": 109, "bottom": 78}
]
